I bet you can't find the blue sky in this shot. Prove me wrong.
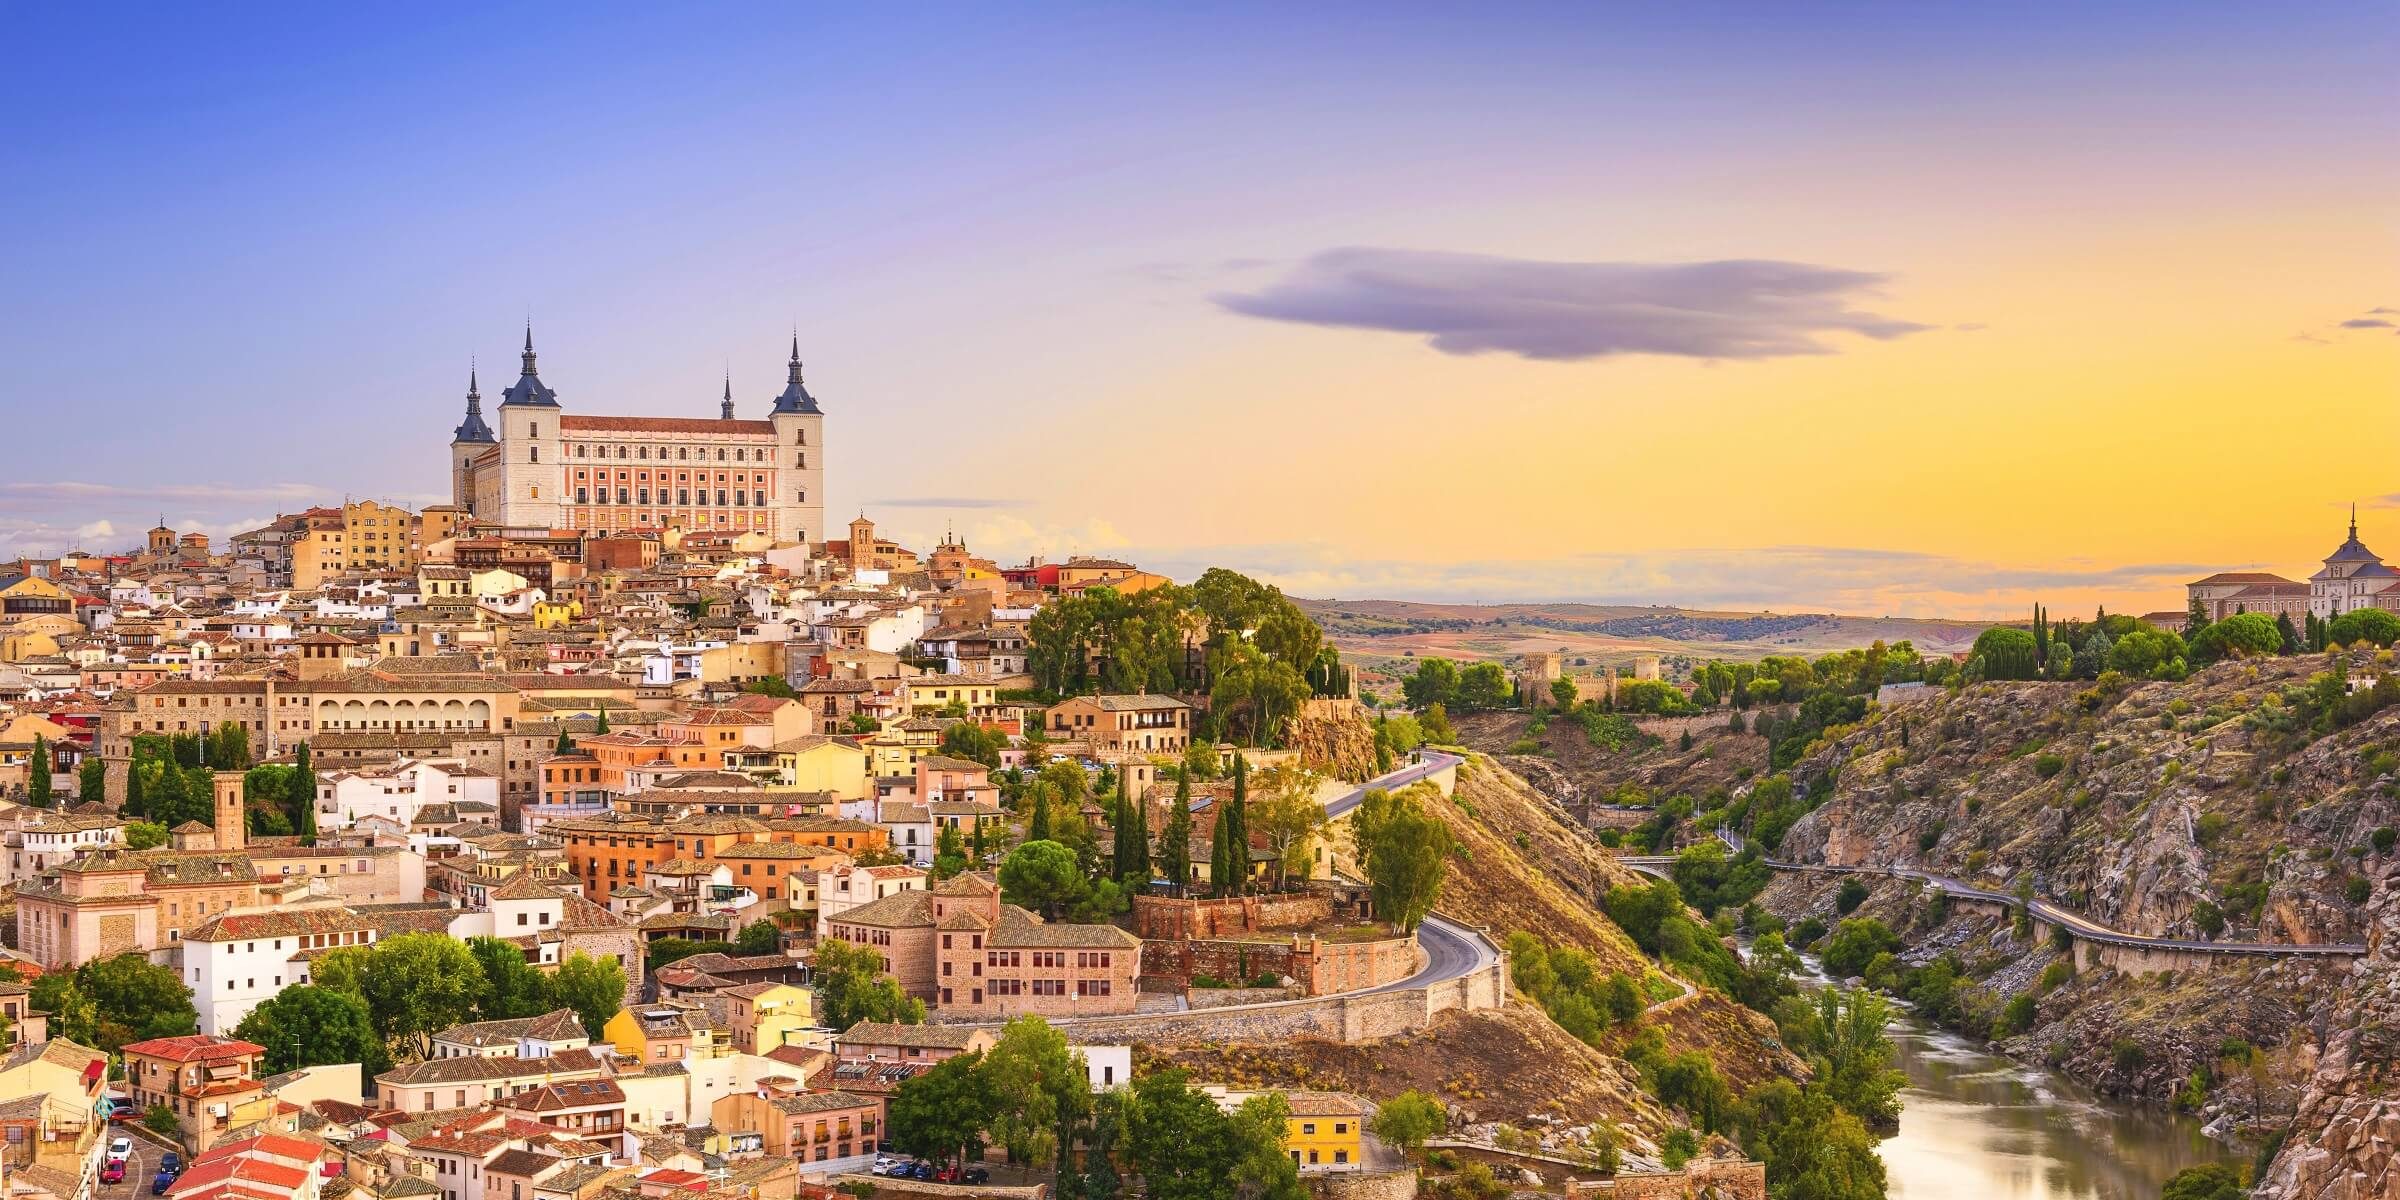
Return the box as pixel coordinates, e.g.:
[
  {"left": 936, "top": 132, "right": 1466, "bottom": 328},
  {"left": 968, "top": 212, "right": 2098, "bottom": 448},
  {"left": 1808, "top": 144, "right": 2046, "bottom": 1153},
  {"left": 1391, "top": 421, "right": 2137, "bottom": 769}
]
[{"left": 2, "top": 4, "right": 2393, "bottom": 615}]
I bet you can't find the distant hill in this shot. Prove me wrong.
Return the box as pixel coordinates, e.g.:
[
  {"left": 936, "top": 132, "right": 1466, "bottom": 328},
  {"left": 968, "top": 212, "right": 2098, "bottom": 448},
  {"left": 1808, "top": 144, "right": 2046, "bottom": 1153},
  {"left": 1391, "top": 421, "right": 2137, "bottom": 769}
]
[{"left": 1294, "top": 597, "right": 1990, "bottom": 678}]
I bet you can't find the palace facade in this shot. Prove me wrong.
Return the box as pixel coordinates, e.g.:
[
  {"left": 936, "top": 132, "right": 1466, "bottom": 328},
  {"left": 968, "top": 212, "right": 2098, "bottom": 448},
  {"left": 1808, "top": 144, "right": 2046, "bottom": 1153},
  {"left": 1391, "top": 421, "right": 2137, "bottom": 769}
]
[
  {"left": 449, "top": 331, "right": 827, "bottom": 544},
  {"left": 2187, "top": 508, "right": 2400, "bottom": 622}
]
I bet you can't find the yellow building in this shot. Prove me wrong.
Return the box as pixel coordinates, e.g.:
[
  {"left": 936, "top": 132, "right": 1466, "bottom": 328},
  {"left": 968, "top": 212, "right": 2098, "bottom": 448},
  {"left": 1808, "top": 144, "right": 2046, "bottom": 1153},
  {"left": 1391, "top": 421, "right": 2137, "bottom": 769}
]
[
  {"left": 532, "top": 597, "right": 583, "bottom": 629},
  {"left": 342, "top": 499, "right": 417, "bottom": 571},
  {"left": 291, "top": 508, "right": 348, "bottom": 590},
  {"left": 1280, "top": 1091, "right": 1371, "bottom": 1170},
  {"left": 725, "top": 981, "right": 819, "bottom": 1055},
  {"left": 724, "top": 734, "right": 870, "bottom": 801},
  {"left": 698, "top": 640, "right": 785, "bottom": 688},
  {"left": 604, "top": 1000, "right": 729, "bottom": 1064},
  {"left": 899, "top": 674, "right": 996, "bottom": 716}
]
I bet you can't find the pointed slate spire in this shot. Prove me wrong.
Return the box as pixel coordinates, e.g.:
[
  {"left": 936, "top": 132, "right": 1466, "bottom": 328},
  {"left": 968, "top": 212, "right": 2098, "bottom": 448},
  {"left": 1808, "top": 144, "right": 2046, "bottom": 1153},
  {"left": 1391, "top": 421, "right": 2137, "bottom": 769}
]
[
  {"left": 453, "top": 361, "right": 496, "bottom": 443},
  {"left": 721, "top": 373, "right": 736, "bottom": 420},
  {"left": 500, "top": 324, "right": 559, "bottom": 407},
  {"left": 770, "top": 335, "right": 821, "bottom": 415}
]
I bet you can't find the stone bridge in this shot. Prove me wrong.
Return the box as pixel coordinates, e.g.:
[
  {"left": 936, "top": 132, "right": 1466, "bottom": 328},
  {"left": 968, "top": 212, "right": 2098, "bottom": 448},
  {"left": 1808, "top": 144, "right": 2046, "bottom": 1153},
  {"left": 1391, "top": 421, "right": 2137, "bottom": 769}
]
[{"left": 1618, "top": 834, "right": 2368, "bottom": 975}]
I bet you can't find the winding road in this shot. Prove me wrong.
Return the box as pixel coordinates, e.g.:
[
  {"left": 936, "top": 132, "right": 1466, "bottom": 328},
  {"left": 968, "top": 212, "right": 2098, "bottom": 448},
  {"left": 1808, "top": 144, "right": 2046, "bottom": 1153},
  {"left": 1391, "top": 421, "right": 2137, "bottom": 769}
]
[{"left": 1620, "top": 828, "right": 2367, "bottom": 959}]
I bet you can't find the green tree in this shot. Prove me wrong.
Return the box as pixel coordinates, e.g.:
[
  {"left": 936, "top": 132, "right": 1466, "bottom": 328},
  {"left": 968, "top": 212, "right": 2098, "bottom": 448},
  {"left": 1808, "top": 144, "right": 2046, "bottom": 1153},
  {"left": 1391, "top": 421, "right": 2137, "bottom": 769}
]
[
  {"left": 1358, "top": 784, "right": 1452, "bottom": 931},
  {"left": 314, "top": 933, "right": 482, "bottom": 1060},
  {"left": 2189, "top": 612, "right": 2286, "bottom": 664},
  {"left": 814, "top": 937, "right": 926, "bottom": 1031},
  {"left": 888, "top": 1051, "right": 996, "bottom": 1171},
  {"left": 1549, "top": 676, "right": 1580, "bottom": 711},
  {"left": 594, "top": 702, "right": 610, "bottom": 734},
  {"left": 1253, "top": 763, "right": 1328, "bottom": 887},
  {"left": 1128, "top": 1069, "right": 1241, "bottom": 1200},
  {"left": 2329, "top": 608, "right": 2400, "bottom": 648},
  {"left": 1820, "top": 918, "right": 1901, "bottom": 980},
  {"left": 2110, "top": 627, "right": 2190, "bottom": 679},
  {"left": 2159, "top": 1164, "right": 2246, "bottom": 1200},
  {"left": 234, "top": 985, "right": 384, "bottom": 1075},
  {"left": 999, "top": 840, "right": 1085, "bottom": 918},
  {"left": 1160, "top": 770, "right": 1194, "bottom": 895},
  {"left": 469, "top": 936, "right": 558, "bottom": 1020},
  {"left": 1736, "top": 1080, "right": 1887, "bottom": 1200},
  {"left": 1812, "top": 986, "right": 1905, "bottom": 1124},
  {"left": 982, "top": 1016, "right": 1092, "bottom": 1166},
  {"left": 143, "top": 1104, "right": 179, "bottom": 1137},
  {"left": 735, "top": 918, "right": 783, "bottom": 956},
  {"left": 27, "top": 974, "right": 99, "bottom": 1047},
  {"left": 123, "top": 821, "right": 168, "bottom": 850},
  {"left": 551, "top": 951, "right": 628, "bottom": 1039},
  {"left": 1455, "top": 661, "right": 1512, "bottom": 710},
  {"left": 27, "top": 736, "right": 51, "bottom": 808},
  {"left": 67, "top": 954, "right": 198, "bottom": 1053},
  {"left": 932, "top": 823, "right": 970, "bottom": 880},
  {"left": 1221, "top": 754, "right": 1251, "bottom": 895},
  {"left": 78, "top": 756, "right": 106, "bottom": 806},
  {"left": 1970, "top": 627, "right": 2040, "bottom": 681},
  {"left": 1369, "top": 1090, "right": 1447, "bottom": 1154},
  {"left": 1228, "top": 1090, "right": 1306, "bottom": 1200},
  {"left": 1418, "top": 703, "right": 1456, "bottom": 745},
  {"left": 1402, "top": 658, "right": 1460, "bottom": 709},
  {"left": 555, "top": 726, "right": 576, "bottom": 754},
  {"left": 939, "top": 722, "right": 1007, "bottom": 769},
  {"left": 289, "top": 741, "right": 318, "bottom": 843},
  {"left": 1028, "top": 784, "right": 1056, "bottom": 843}
]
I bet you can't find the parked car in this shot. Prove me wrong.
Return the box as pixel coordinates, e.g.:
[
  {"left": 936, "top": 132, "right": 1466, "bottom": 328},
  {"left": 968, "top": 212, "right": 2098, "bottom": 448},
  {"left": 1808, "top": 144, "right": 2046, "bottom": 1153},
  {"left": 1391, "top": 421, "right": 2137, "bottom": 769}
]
[
  {"left": 963, "top": 1166, "right": 990, "bottom": 1185},
  {"left": 152, "top": 1169, "right": 176, "bottom": 1195},
  {"left": 159, "top": 1151, "right": 181, "bottom": 1174},
  {"left": 906, "top": 1162, "right": 935, "bottom": 1180},
  {"left": 870, "top": 1157, "right": 902, "bottom": 1176},
  {"left": 107, "top": 1137, "right": 132, "bottom": 1162},
  {"left": 100, "top": 1162, "right": 125, "bottom": 1185}
]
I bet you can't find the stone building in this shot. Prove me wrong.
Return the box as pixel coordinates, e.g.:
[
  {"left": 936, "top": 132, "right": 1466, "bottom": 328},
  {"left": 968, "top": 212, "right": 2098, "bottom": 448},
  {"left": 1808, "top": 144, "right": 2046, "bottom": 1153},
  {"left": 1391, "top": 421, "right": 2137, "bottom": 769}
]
[{"left": 448, "top": 331, "right": 826, "bottom": 545}]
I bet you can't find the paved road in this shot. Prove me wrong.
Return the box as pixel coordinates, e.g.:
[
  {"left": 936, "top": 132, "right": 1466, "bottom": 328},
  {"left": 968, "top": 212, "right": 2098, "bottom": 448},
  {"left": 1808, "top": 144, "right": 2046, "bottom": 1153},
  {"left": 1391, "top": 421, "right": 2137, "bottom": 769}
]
[
  {"left": 1322, "top": 751, "right": 1461, "bottom": 820},
  {"left": 1617, "top": 831, "right": 2366, "bottom": 958},
  {"left": 97, "top": 1134, "right": 151, "bottom": 1200},
  {"left": 967, "top": 750, "right": 1497, "bottom": 1031}
]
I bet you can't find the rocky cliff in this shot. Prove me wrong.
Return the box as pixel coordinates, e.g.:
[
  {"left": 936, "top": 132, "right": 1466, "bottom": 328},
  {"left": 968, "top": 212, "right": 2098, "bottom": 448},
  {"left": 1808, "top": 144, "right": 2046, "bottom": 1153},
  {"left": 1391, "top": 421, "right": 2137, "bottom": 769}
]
[{"left": 1750, "top": 650, "right": 2400, "bottom": 1193}]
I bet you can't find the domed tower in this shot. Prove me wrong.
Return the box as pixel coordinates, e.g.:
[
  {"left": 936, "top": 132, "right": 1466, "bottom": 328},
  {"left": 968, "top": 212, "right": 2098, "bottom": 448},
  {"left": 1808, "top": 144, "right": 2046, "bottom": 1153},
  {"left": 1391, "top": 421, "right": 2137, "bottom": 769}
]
[
  {"left": 769, "top": 336, "right": 827, "bottom": 546},
  {"left": 494, "top": 325, "right": 563, "bottom": 529},
  {"left": 449, "top": 365, "right": 496, "bottom": 511}
]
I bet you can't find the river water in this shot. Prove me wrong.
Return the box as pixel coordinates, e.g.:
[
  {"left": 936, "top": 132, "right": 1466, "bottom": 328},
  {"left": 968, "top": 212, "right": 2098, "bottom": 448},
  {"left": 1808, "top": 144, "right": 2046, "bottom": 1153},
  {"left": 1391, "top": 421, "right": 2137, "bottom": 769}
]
[{"left": 1879, "top": 1015, "right": 2244, "bottom": 1199}]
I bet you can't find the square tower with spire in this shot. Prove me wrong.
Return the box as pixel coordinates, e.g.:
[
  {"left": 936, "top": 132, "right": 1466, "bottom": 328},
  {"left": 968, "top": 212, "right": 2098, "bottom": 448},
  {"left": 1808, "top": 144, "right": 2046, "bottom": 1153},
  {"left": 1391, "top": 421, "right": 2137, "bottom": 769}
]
[{"left": 446, "top": 329, "right": 827, "bottom": 545}]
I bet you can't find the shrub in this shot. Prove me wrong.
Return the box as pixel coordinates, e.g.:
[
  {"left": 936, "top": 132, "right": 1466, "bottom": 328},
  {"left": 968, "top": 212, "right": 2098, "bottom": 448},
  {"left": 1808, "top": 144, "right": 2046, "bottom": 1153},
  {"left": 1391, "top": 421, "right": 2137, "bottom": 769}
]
[
  {"left": 2347, "top": 876, "right": 2372, "bottom": 904},
  {"left": 2191, "top": 900, "right": 2225, "bottom": 938},
  {"left": 1998, "top": 993, "right": 2038, "bottom": 1036},
  {"left": 2034, "top": 753, "right": 2066, "bottom": 778},
  {"left": 2038, "top": 960, "right": 2073, "bottom": 992},
  {"left": 1834, "top": 878, "right": 1870, "bottom": 915},
  {"left": 2195, "top": 812, "right": 2229, "bottom": 845},
  {"left": 1506, "top": 738, "right": 1541, "bottom": 755},
  {"left": 2377, "top": 827, "right": 2398, "bottom": 853},
  {"left": 2113, "top": 1039, "right": 2147, "bottom": 1073}
]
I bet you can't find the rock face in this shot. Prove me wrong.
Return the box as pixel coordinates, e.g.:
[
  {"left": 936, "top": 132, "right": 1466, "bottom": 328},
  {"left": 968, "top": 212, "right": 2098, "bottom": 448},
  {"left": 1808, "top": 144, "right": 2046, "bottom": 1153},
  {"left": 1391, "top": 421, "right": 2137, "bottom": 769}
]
[{"left": 1758, "top": 649, "right": 2400, "bottom": 1186}]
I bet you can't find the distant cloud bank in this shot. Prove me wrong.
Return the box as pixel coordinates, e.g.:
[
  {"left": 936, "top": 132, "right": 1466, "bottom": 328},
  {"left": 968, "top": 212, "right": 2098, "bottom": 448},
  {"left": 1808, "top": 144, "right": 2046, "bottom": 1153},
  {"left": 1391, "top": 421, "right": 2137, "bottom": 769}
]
[{"left": 1213, "top": 247, "right": 1933, "bottom": 361}]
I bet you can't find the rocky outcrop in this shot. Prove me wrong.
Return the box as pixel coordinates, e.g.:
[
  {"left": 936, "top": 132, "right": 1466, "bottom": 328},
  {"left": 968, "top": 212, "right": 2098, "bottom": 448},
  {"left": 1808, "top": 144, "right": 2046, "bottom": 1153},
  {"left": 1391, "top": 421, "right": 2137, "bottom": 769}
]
[{"left": 1757, "top": 650, "right": 2400, "bottom": 1187}]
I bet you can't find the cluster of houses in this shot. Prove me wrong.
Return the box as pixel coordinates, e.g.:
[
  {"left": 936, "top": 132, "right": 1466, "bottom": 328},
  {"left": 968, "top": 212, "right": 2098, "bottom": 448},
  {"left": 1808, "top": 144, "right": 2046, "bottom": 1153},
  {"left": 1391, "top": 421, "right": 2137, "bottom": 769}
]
[{"left": 0, "top": 504, "right": 1392, "bottom": 1200}]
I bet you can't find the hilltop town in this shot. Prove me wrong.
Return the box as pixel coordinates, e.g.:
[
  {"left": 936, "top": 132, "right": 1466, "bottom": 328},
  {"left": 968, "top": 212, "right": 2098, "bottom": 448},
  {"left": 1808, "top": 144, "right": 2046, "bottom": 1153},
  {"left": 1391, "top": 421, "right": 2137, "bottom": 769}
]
[{"left": 0, "top": 340, "right": 1809, "bottom": 1200}]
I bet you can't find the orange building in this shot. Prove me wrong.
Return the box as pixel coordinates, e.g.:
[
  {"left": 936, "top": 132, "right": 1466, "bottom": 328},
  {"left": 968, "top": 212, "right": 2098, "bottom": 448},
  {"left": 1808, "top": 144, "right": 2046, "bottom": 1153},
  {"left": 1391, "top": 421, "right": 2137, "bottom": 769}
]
[{"left": 549, "top": 813, "right": 885, "bottom": 900}]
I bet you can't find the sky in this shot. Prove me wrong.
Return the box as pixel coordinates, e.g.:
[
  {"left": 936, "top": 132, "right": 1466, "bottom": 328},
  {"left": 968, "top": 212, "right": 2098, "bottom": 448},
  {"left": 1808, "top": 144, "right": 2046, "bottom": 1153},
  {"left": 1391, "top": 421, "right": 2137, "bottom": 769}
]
[{"left": 1, "top": 3, "right": 2393, "bottom": 619}]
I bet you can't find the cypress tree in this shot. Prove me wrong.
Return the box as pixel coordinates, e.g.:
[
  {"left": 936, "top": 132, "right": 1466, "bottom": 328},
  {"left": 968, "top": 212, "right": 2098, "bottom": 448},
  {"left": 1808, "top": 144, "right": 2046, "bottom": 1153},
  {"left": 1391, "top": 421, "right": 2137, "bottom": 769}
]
[
  {"left": 28, "top": 736, "right": 51, "bottom": 809},
  {"left": 595, "top": 703, "right": 610, "bottom": 735},
  {"left": 124, "top": 758, "right": 148, "bottom": 819},
  {"left": 1129, "top": 782, "right": 1151, "bottom": 886},
  {"left": 2033, "top": 605, "right": 2049, "bottom": 667},
  {"left": 291, "top": 742, "right": 318, "bottom": 844},
  {"left": 1161, "top": 771, "right": 1193, "bottom": 896},
  {"left": 1226, "top": 754, "right": 1250, "bottom": 895},
  {"left": 1028, "top": 787, "right": 1053, "bottom": 843},
  {"left": 555, "top": 726, "right": 575, "bottom": 754},
  {"left": 1210, "top": 802, "right": 1233, "bottom": 897},
  {"left": 1110, "top": 787, "right": 1133, "bottom": 879}
]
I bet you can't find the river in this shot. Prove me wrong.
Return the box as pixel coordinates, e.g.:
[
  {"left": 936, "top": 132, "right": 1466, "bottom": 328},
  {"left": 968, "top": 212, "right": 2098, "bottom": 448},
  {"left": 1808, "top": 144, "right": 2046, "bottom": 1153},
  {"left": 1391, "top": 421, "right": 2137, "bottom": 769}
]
[{"left": 1878, "top": 1014, "right": 2244, "bottom": 1199}]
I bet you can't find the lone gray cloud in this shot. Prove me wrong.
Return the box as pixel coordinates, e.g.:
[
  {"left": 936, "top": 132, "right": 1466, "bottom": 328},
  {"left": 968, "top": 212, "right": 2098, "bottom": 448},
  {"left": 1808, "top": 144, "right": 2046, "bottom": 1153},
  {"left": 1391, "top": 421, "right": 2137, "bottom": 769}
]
[{"left": 1213, "top": 247, "right": 1933, "bottom": 361}]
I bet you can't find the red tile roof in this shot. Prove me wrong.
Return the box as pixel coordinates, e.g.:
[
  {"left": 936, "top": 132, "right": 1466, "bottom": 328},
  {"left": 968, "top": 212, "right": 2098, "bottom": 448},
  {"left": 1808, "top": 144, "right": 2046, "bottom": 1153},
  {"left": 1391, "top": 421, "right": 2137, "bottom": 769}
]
[{"left": 121, "top": 1034, "right": 267, "bottom": 1063}]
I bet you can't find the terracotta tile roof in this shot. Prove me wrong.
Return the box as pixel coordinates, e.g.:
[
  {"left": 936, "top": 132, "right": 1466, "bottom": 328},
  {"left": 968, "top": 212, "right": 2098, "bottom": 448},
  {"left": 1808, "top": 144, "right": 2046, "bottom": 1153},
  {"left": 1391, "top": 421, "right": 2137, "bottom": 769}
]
[
  {"left": 559, "top": 415, "right": 776, "bottom": 435},
  {"left": 122, "top": 1034, "right": 265, "bottom": 1063}
]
